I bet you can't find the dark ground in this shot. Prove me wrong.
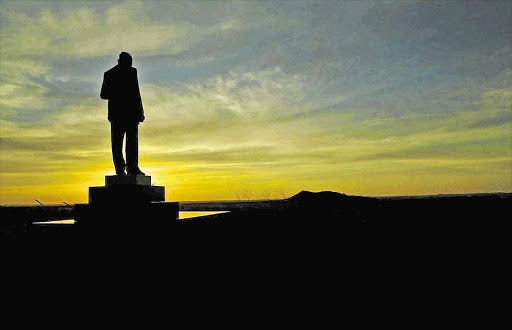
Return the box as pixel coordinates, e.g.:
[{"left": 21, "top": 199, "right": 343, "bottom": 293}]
[
  {"left": 2, "top": 191, "right": 509, "bottom": 245},
  {"left": 2, "top": 191, "right": 508, "bottom": 298}
]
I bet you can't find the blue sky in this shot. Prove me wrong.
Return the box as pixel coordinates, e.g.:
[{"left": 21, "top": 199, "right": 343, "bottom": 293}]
[{"left": 0, "top": 0, "right": 511, "bottom": 203}]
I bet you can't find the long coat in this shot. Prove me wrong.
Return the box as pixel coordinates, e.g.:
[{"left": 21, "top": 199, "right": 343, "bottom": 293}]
[{"left": 100, "top": 65, "right": 144, "bottom": 123}]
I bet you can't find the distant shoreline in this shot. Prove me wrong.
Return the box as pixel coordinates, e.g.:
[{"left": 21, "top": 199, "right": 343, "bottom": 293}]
[{"left": 3, "top": 191, "right": 510, "bottom": 208}]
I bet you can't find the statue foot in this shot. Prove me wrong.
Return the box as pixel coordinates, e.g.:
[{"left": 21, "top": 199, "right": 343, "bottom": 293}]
[
  {"left": 127, "top": 167, "right": 145, "bottom": 176},
  {"left": 115, "top": 165, "right": 127, "bottom": 176},
  {"left": 116, "top": 170, "right": 127, "bottom": 176}
]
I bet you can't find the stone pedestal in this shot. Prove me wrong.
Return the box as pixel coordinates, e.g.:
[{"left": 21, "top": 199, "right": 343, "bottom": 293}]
[
  {"left": 75, "top": 175, "right": 178, "bottom": 233},
  {"left": 89, "top": 184, "right": 165, "bottom": 204},
  {"left": 105, "top": 175, "right": 151, "bottom": 187}
]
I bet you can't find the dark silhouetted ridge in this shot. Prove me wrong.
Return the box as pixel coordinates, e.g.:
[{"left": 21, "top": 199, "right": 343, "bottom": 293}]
[{"left": 286, "top": 190, "right": 347, "bottom": 202}]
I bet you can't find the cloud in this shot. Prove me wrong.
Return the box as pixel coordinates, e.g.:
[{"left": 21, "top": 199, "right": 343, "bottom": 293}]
[
  {"left": 1, "top": 1, "right": 511, "bottom": 202},
  {"left": 141, "top": 67, "right": 307, "bottom": 128},
  {"left": 0, "top": 2, "right": 241, "bottom": 59},
  {"left": 362, "top": 0, "right": 512, "bottom": 51}
]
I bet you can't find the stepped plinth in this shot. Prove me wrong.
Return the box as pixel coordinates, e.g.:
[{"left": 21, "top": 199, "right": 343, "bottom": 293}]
[
  {"left": 105, "top": 175, "right": 151, "bottom": 187},
  {"left": 90, "top": 175, "right": 164, "bottom": 204},
  {"left": 75, "top": 174, "right": 178, "bottom": 232}
]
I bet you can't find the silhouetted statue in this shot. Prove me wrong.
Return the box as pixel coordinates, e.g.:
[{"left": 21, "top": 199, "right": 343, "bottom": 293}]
[{"left": 100, "top": 52, "right": 145, "bottom": 176}]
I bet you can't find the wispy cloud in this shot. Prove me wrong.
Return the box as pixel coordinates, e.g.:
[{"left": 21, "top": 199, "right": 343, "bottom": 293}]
[{"left": 1, "top": 0, "right": 511, "bottom": 203}]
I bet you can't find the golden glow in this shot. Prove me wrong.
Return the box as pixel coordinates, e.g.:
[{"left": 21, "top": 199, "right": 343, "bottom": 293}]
[{"left": 1, "top": 2, "right": 511, "bottom": 204}]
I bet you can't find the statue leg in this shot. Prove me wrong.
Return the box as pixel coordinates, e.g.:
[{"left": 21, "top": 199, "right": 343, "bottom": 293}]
[
  {"left": 111, "top": 122, "right": 126, "bottom": 174},
  {"left": 126, "top": 122, "right": 139, "bottom": 173}
]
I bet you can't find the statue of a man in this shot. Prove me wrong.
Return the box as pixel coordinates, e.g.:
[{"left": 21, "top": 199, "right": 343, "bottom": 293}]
[{"left": 100, "top": 52, "right": 145, "bottom": 176}]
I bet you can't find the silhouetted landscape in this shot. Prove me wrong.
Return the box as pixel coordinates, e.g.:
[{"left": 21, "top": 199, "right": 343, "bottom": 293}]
[
  {"left": 2, "top": 191, "right": 510, "bottom": 244},
  {"left": 1, "top": 0, "right": 511, "bottom": 271}
]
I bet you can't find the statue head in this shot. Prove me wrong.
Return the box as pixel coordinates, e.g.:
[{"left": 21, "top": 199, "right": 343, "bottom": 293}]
[{"left": 118, "top": 52, "right": 133, "bottom": 68}]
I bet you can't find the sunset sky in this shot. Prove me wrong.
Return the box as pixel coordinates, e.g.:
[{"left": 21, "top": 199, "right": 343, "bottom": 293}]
[{"left": 1, "top": 0, "right": 511, "bottom": 204}]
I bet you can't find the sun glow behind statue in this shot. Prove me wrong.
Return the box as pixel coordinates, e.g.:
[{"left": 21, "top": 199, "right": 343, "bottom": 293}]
[{"left": 0, "top": 0, "right": 511, "bottom": 204}]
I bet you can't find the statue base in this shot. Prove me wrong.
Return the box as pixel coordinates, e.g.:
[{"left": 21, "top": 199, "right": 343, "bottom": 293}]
[
  {"left": 89, "top": 184, "right": 165, "bottom": 204},
  {"left": 75, "top": 175, "right": 178, "bottom": 233},
  {"left": 105, "top": 174, "right": 152, "bottom": 187}
]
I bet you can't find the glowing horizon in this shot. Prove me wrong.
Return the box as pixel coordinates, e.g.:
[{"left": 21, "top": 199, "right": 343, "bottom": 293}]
[{"left": 1, "top": 0, "right": 511, "bottom": 205}]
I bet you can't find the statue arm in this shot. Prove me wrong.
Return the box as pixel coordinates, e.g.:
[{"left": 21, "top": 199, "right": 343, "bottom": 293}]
[
  {"left": 100, "top": 72, "right": 109, "bottom": 99},
  {"left": 134, "top": 69, "right": 145, "bottom": 122}
]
